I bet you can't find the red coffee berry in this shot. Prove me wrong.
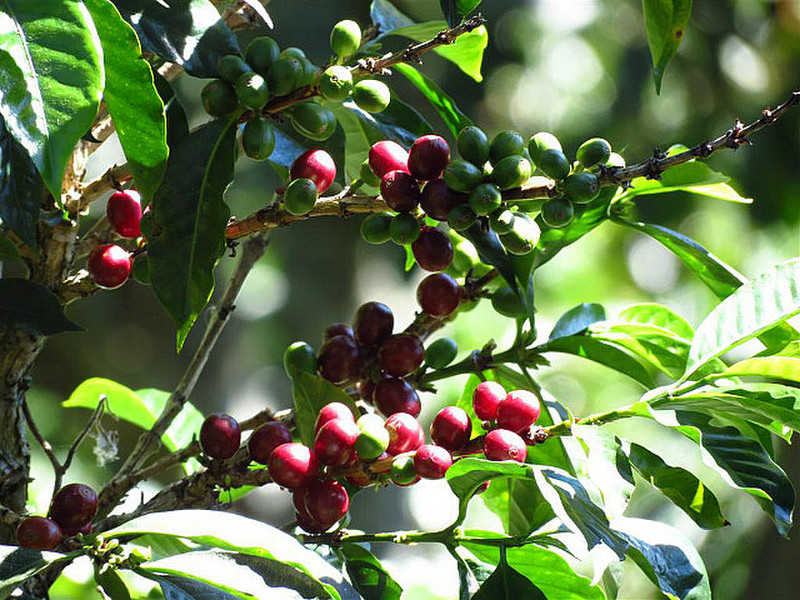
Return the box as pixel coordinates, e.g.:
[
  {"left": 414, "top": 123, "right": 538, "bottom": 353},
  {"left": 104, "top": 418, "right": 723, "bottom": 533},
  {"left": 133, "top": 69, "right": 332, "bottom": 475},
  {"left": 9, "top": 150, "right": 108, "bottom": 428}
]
[
  {"left": 107, "top": 190, "right": 142, "bottom": 238},
  {"left": 353, "top": 301, "right": 394, "bottom": 347},
  {"left": 314, "top": 418, "right": 360, "bottom": 467},
  {"left": 417, "top": 273, "right": 461, "bottom": 317},
  {"left": 88, "top": 244, "right": 131, "bottom": 289},
  {"left": 472, "top": 381, "right": 506, "bottom": 421},
  {"left": 408, "top": 135, "right": 450, "bottom": 181},
  {"left": 358, "top": 379, "right": 377, "bottom": 404},
  {"left": 430, "top": 406, "right": 472, "bottom": 452},
  {"left": 495, "top": 390, "right": 541, "bottom": 433},
  {"left": 49, "top": 483, "right": 98, "bottom": 535},
  {"left": 268, "top": 442, "right": 319, "bottom": 489},
  {"left": 315, "top": 402, "right": 355, "bottom": 433},
  {"left": 369, "top": 140, "right": 409, "bottom": 178},
  {"left": 411, "top": 227, "right": 453, "bottom": 272},
  {"left": 483, "top": 429, "right": 527, "bottom": 462},
  {"left": 290, "top": 149, "right": 337, "bottom": 194},
  {"left": 413, "top": 444, "right": 453, "bottom": 479},
  {"left": 385, "top": 412, "right": 425, "bottom": 455},
  {"left": 381, "top": 170, "right": 421, "bottom": 213},
  {"left": 293, "top": 488, "right": 327, "bottom": 533},
  {"left": 248, "top": 421, "right": 293, "bottom": 464},
  {"left": 16, "top": 517, "right": 62, "bottom": 550},
  {"left": 324, "top": 323, "right": 354, "bottom": 341},
  {"left": 200, "top": 413, "right": 241, "bottom": 459},
  {"left": 378, "top": 333, "right": 424, "bottom": 377},
  {"left": 303, "top": 478, "right": 350, "bottom": 529},
  {"left": 420, "top": 179, "right": 462, "bottom": 221},
  {"left": 318, "top": 334, "right": 361, "bottom": 384},
  {"left": 374, "top": 377, "right": 421, "bottom": 418}
]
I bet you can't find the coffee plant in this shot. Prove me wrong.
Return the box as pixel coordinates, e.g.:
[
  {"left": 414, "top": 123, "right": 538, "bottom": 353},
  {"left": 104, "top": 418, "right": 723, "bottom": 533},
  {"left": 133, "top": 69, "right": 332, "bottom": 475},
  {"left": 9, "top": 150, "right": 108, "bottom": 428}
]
[{"left": 0, "top": 0, "right": 798, "bottom": 598}]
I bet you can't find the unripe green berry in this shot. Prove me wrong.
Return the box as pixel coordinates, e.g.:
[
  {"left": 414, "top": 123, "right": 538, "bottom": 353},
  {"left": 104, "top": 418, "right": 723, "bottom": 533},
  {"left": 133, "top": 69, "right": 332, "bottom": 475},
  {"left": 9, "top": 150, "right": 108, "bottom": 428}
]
[
  {"left": 468, "top": 183, "right": 503, "bottom": 216},
  {"left": 267, "top": 57, "right": 302, "bottom": 97},
  {"left": 330, "top": 20, "right": 362, "bottom": 58},
  {"left": 353, "top": 80, "right": 391, "bottom": 113},
  {"left": 491, "top": 287, "right": 526, "bottom": 319},
  {"left": 319, "top": 66, "right": 353, "bottom": 102},
  {"left": 279, "top": 47, "right": 307, "bottom": 61},
  {"left": 235, "top": 72, "right": 269, "bottom": 110},
  {"left": 499, "top": 213, "right": 540, "bottom": 255},
  {"left": 290, "top": 103, "right": 337, "bottom": 141},
  {"left": 241, "top": 117, "right": 275, "bottom": 160},
  {"left": 536, "top": 149, "right": 570, "bottom": 181},
  {"left": 489, "top": 130, "right": 525, "bottom": 165},
  {"left": 450, "top": 237, "right": 479, "bottom": 274},
  {"left": 390, "top": 454, "right": 418, "bottom": 486},
  {"left": 360, "top": 159, "right": 381, "bottom": 187},
  {"left": 576, "top": 137, "right": 612, "bottom": 168},
  {"left": 295, "top": 58, "right": 318, "bottom": 89},
  {"left": 355, "top": 414, "right": 389, "bottom": 461},
  {"left": 540, "top": 197, "right": 574, "bottom": 228},
  {"left": 284, "top": 178, "right": 318, "bottom": 216},
  {"left": 218, "top": 55, "right": 252, "bottom": 83},
  {"left": 528, "top": 132, "right": 562, "bottom": 163},
  {"left": 489, "top": 208, "right": 515, "bottom": 234},
  {"left": 490, "top": 155, "right": 532, "bottom": 190},
  {"left": 425, "top": 337, "right": 458, "bottom": 369},
  {"left": 245, "top": 36, "right": 280, "bottom": 74},
  {"left": 457, "top": 125, "right": 490, "bottom": 166},
  {"left": 447, "top": 204, "right": 477, "bottom": 232},
  {"left": 389, "top": 213, "right": 420, "bottom": 245},
  {"left": 563, "top": 172, "right": 600, "bottom": 204},
  {"left": 284, "top": 341, "right": 317, "bottom": 377},
  {"left": 360, "top": 212, "right": 393, "bottom": 245},
  {"left": 443, "top": 159, "right": 484, "bottom": 193},
  {"left": 201, "top": 80, "right": 238, "bottom": 118}
]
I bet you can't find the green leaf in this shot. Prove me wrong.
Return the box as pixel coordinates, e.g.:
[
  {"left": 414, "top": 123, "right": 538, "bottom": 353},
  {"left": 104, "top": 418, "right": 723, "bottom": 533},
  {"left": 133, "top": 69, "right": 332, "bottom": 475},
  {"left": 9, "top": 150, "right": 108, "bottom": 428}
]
[
  {"left": 85, "top": 0, "right": 167, "bottom": 204},
  {"left": 0, "top": 232, "right": 22, "bottom": 261},
  {"left": 111, "top": 0, "right": 240, "bottom": 78},
  {"left": 291, "top": 371, "right": 358, "bottom": 447},
  {"left": 460, "top": 223, "right": 516, "bottom": 291},
  {"left": 573, "top": 426, "right": 634, "bottom": 518},
  {"left": 268, "top": 117, "right": 346, "bottom": 184},
  {"left": 340, "top": 543, "right": 403, "bottom": 600},
  {"left": 642, "top": 0, "right": 693, "bottom": 93},
  {"left": 618, "top": 161, "right": 750, "bottom": 204},
  {"left": 723, "top": 356, "right": 800, "bottom": 384},
  {"left": 0, "top": 114, "right": 42, "bottom": 247},
  {"left": 550, "top": 303, "right": 606, "bottom": 340},
  {"left": 95, "top": 565, "right": 132, "bottom": 600},
  {"left": 147, "top": 574, "right": 243, "bottom": 600},
  {"left": 627, "top": 443, "right": 727, "bottom": 529},
  {"left": 685, "top": 258, "right": 800, "bottom": 378},
  {"left": 0, "top": 278, "right": 82, "bottom": 335},
  {"left": 0, "top": 545, "right": 68, "bottom": 596},
  {"left": 143, "top": 117, "right": 237, "bottom": 351},
  {"left": 472, "top": 561, "right": 546, "bottom": 600},
  {"left": 0, "top": 0, "right": 104, "bottom": 198},
  {"left": 532, "top": 197, "right": 609, "bottom": 270},
  {"left": 617, "top": 303, "right": 694, "bottom": 340},
  {"left": 394, "top": 63, "right": 472, "bottom": 137},
  {"left": 154, "top": 74, "right": 189, "bottom": 147},
  {"left": 370, "top": 0, "right": 414, "bottom": 32},
  {"left": 590, "top": 323, "right": 690, "bottom": 379},
  {"left": 439, "top": 0, "right": 481, "bottom": 27}
]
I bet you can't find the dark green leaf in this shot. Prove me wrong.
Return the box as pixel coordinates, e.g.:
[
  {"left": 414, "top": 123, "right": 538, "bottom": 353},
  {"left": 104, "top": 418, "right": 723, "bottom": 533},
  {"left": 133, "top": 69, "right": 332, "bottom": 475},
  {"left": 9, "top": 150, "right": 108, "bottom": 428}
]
[
  {"left": 340, "top": 543, "right": 402, "bottom": 600},
  {"left": 460, "top": 224, "right": 516, "bottom": 290},
  {"left": 573, "top": 426, "right": 634, "bottom": 517},
  {"left": 394, "top": 63, "right": 472, "bottom": 137},
  {"left": 532, "top": 198, "right": 608, "bottom": 270},
  {"left": 472, "top": 561, "right": 546, "bottom": 600},
  {"left": 370, "top": 0, "right": 414, "bottom": 32},
  {"left": 642, "top": 0, "right": 693, "bottom": 93},
  {"left": 111, "top": 0, "right": 240, "bottom": 78},
  {"left": 0, "top": 0, "right": 104, "bottom": 197},
  {"left": 85, "top": 0, "right": 168, "bottom": 204},
  {"left": 143, "top": 117, "right": 237, "bottom": 350},
  {"left": 0, "top": 114, "right": 42, "bottom": 247},
  {"left": 0, "top": 278, "right": 81, "bottom": 335},
  {"left": 0, "top": 545, "right": 67, "bottom": 596},
  {"left": 149, "top": 574, "right": 242, "bottom": 600},
  {"left": 618, "top": 160, "right": 749, "bottom": 204},
  {"left": 0, "top": 233, "right": 22, "bottom": 261},
  {"left": 154, "top": 74, "right": 189, "bottom": 147},
  {"left": 550, "top": 303, "right": 607, "bottom": 340},
  {"left": 292, "top": 371, "right": 358, "bottom": 448},
  {"left": 95, "top": 565, "right": 132, "bottom": 600},
  {"left": 439, "top": 0, "right": 481, "bottom": 27}
]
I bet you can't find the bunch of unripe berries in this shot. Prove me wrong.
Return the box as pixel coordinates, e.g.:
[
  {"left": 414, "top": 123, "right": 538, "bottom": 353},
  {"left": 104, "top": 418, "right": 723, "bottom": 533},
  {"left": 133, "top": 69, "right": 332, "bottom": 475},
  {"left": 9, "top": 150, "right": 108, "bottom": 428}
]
[{"left": 16, "top": 483, "right": 98, "bottom": 550}]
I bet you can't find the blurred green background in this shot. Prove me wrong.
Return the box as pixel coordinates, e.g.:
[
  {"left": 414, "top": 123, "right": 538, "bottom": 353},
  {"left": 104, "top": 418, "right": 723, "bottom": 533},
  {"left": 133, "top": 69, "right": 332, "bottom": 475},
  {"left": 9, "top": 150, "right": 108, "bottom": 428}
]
[{"left": 19, "top": 0, "right": 800, "bottom": 597}]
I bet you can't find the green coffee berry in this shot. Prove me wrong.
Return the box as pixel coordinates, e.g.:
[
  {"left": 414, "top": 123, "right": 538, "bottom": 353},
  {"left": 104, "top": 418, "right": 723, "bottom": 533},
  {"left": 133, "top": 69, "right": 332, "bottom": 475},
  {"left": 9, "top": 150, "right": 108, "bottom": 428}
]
[
  {"left": 490, "top": 155, "right": 532, "bottom": 190},
  {"left": 468, "top": 183, "right": 503, "bottom": 216},
  {"left": 390, "top": 454, "right": 418, "bottom": 485},
  {"left": 283, "top": 341, "right": 317, "bottom": 377},
  {"left": 355, "top": 414, "right": 389, "bottom": 461},
  {"left": 330, "top": 20, "right": 362, "bottom": 58},
  {"left": 290, "top": 103, "right": 337, "bottom": 141},
  {"left": 352, "top": 79, "right": 391, "bottom": 113},
  {"left": 279, "top": 47, "right": 307, "bottom": 61},
  {"left": 528, "top": 132, "right": 562, "bottom": 163},
  {"left": 450, "top": 237, "right": 480, "bottom": 274},
  {"left": 499, "top": 213, "right": 540, "bottom": 255},
  {"left": 218, "top": 55, "right": 252, "bottom": 84},
  {"left": 201, "top": 80, "right": 238, "bottom": 118},
  {"left": 447, "top": 204, "right": 478, "bottom": 232},
  {"left": 536, "top": 149, "right": 570, "bottom": 181},
  {"left": 360, "top": 212, "right": 393, "bottom": 244},
  {"left": 235, "top": 72, "right": 269, "bottom": 110},
  {"left": 245, "top": 36, "right": 280, "bottom": 74},
  {"left": 606, "top": 152, "right": 626, "bottom": 168},
  {"left": 390, "top": 213, "right": 421, "bottom": 244},
  {"left": 540, "top": 197, "right": 574, "bottom": 228},
  {"left": 563, "top": 172, "right": 600, "bottom": 204},
  {"left": 576, "top": 137, "right": 612, "bottom": 168},
  {"left": 319, "top": 66, "right": 353, "bottom": 102},
  {"left": 267, "top": 57, "right": 302, "bottom": 97},
  {"left": 457, "top": 125, "right": 490, "bottom": 166},
  {"left": 284, "top": 178, "right": 318, "bottom": 216},
  {"left": 296, "top": 58, "right": 318, "bottom": 89},
  {"left": 425, "top": 337, "right": 458, "bottom": 369},
  {"left": 241, "top": 117, "right": 276, "bottom": 161},
  {"left": 443, "top": 159, "right": 484, "bottom": 193},
  {"left": 491, "top": 287, "right": 526, "bottom": 319},
  {"left": 489, "top": 130, "right": 526, "bottom": 165},
  {"left": 360, "top": 159, "right": 381, "bottom": 187},
  {"left": 489, "top": 208, "right": 515, "bottom": 234}
]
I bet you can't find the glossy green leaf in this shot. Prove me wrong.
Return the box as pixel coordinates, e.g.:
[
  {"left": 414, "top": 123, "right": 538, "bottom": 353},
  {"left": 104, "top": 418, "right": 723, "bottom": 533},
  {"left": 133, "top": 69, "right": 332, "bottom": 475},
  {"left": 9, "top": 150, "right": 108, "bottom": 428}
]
[
  {"left": 370, "top": 0, "right": 414, "bottom": 32},
  {"left": 0, "top": 114, "right": 42, "bottom": 247},
  {"left": 0, "top": 546, "right": 68, "bottom": 596},
  {"left": 573, "top": 426, "right": 634, "bottom": 518},
  {"left": 440, "top": 0, "right": 481, "bottom": 27},
  {"left": 685, "top": 258, "right": 800, "bottom": 378},
  {"left": 0, "top": 0, "right": 104, "bottom": 198},
  {"left": 331, "top": 105, "right": 372, "bottom": 182},
  {"left": 617, "top": 303, "right": 694, "bottom": 340},
  {"left": 0, "top": 278, "right": 82, "bottom": 335},
  {"left": 628, "top": 443, "right": 727, "bottom": 529},
  {"left": 472, "top": 561, "right": 546, "bottom": 600},
  {"left": 461, "top": 223, "right": 516, "bottom": 291},
  {"left": 94, "top": 565, "right": 131, "bottom": 600},
  {"left": 143, "top": 117, "right": 237, "bottom": 351},
  {"left": 154, "top": 74, "right": 189, "bottom": 148},
  {"left": 532, "top": 198, "right": 609, "bottom": 270},
  {"left": 292, "top": 371, "right": 358, "bottom": 447},
  {"left": 145, "top": 574, "right": 242, "bottom": 600},
  {"left": 723, "top": 356, "right": 800, "bottom": 383},
  {"left": 590, "top": 323, "right": 689, "bottom": 378},
  {"left": 618, "top": 161, "right": 750, "bottom": 204},
  {"left": 642, "top": 0, "right": 693, "bottom": 93},
  {"left": 550, "top": 303, "right": 606, "bottom": 340},
  {"left": 85, "top": 0, "right": 167, "bottom": 204},
  {"left": 394, "top": 63, "right": 472, "bottom": 137},
  {"left": 340, "top": 543, "right": 403, "bottom": 600}
]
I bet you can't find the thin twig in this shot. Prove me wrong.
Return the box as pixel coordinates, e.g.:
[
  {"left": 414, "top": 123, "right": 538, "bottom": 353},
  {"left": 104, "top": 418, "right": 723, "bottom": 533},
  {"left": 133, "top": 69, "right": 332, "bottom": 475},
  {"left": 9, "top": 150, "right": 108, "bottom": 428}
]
[
  {"left": 22, "top": 399, "right": 60, "bottom": 488},
  {"left": 57, "top": 399, "right": 106, "bottom": 492}
]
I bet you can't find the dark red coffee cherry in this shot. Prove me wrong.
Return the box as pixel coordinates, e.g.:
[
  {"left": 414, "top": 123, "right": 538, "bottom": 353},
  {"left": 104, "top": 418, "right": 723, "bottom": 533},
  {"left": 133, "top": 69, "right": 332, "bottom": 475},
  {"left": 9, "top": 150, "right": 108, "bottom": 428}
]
[
  {"left": 88, "top": 244, "right": 131, "bottom": 289},
  {"left": 49, "top": 483, "right": 98, "bottom": 535},
  {"left": 413, "top": 444, "right": 453, "bottom": 479},
  {"left": 369, "top": 140, "right": 409, "bottom": 178},
  {"left": 411, "top": 227, "right": 453, "bottom": 272},
  {"left": 268, "top": 442, "right": 319, "bottom": 489},
  {"left": 385, "top": 412, "right": 425, "bottom": 455},
  {"left": 378, "top": 334, "right": 425, "bottom": 377},
  {"left": 381, "top": 170, "right": 421, "bottom": 213},
  {"left": 408, "top": 135, "right": 450, "bottom": 181},
  {"left": 420, "top": 179, "right": 462, "bottom": 221},
  {"left": 293, "top": 487, "right": 327, "bottom": 533},
  {"left": 472, "top": 381, "right": 506, "bottom": 421},
  {"left": 107, "top": 190, "right": 142, "bottom": 238},
  {"left": 16, "top": 517, "right": 62, "bottom": 550},
  {"left": 303, "top": 478, "right": 350, "bottom": 529},
  {"left": 323, "top": 323, "right": 354, "bottom": 341},
  {"left": 483, "top": 429, "right": 527, "bottom": 462},
  {"left": 417, "top": 273, "right": 461, "bottom": 317},
  {"left": 314, "top": 418, "right": 360, "bottom": 467},
  {"left": 375, "top": 377, "right": 421, "bottom": 417},
  {"left": 495, "top": 390, "right": 541, "bottom": 433},
  {"left": 315, "top": 402, "right": 355, "bottom": 433},
  {"left": 358, "top": 379, "right": 377, "bottom": 404},
  {"left": 248, "top": 421, "right": 293, "bottom": 464},
  {"left": 353, "top": 301, "right": 394, "bottom": 347},
  {"left": 318, "top": 335, "right": 361, "bottom": 384},
  {"left": 430, "top": 406, "right": 472, "bottom": 452},
  {"left": 200, "top": 413, "right": 241, "bottom": 459},
  {"left": 290, "top": 149, "right": 337, "bottom": 194}
]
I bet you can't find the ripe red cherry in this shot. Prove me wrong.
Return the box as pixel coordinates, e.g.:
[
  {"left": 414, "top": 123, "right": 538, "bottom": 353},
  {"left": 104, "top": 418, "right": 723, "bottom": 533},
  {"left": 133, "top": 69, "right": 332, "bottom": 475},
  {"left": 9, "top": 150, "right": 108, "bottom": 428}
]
[
  {"left": 323, "top": 323, "right": 354, "bottom": 341},
  {"left": 421, "top": 179, "right": 462, "bottom": 221},
  {"left": 315, "top": 402, "right": 355, "bottom": 433},
  {"left": 302, "top": 478, "right": 350, "bottom": 529},
  {"left": 49, "top": 483, "right": 98, "bottom": 535},
  {"left": 358, "top": 379, "right": 377, "bottom": 404},
  {"left": 268, "top": 442, "right": 319, "bottom": 489},
  {"left": 378, "top": 334, "right": 425, "bottom": 377},
  {"left": 495, "top": 390, "right": 541, "bottom": 433},
  {"left": 293, "top": 488, "right": 327, "bottom": 533},
  {"left": 88, "top": 244, "right": 131, "bottom": 289},
  {"left": 380, "top": 170, "right": 421, "bottom": 213},
  {"left": 413, "top": 444, "right": 453, "bottom": 479},
  {"left": 430, "top": 406, "right": 472, "bottom": 452},
  {"left": 317, "top": 335, "right": 361, "bottom": 384},
  {"left": 411, "top": 227, "right": 453, "bottom": 272},
  {"left": 200, "top": 413, "right": 241, "bottom": 459},
  {"left": 375, "top": 377, "right": 421, "bottom": 417},
  {"left": 369, "top": 140, "right": 409, "bottom": 178},
  {"left": 417, "top": 273, "right": 461, "bottom": 317},
  {"left": 385, "top": 412, "right": 425, "bottom": 455},
  {"left": 353, "top": 301, "right": 394, "bottom": 347},
  {"left": 16, "top": 517, "right": 62, "bottom": 550},
  {"left": 290, "top": 149, "right": 337, "bottom": 194},
  {"left": 472, "top": 381, "right": 506, "bottom": 421},
  {"left": 408, "top": 135, "right": 450, "bottom": 181},
  {"left": 107, "top": 190, "right": 143, "bottom": 238},
  {"left": 483, "top": 429, "right": 527, "bottom": 462},
  {"left": 314, "top": 418, "right": 360, "bottom": 467},
  {"left": 248, "top": 421, "right": 293, "bottom": 464}
]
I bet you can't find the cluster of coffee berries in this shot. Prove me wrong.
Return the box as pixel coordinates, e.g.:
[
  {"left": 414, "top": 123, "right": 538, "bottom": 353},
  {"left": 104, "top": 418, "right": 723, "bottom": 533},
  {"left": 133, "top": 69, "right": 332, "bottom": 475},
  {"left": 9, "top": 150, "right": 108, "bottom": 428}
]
[
  {"left": 282, "top": 149, "right": 338, "bottom": 216},
  {"left": 472, "top": 381, "right": 543, "bottom": 461},
  {"left": 16, "top": 483, "right": 98, "bottom": 550}
]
